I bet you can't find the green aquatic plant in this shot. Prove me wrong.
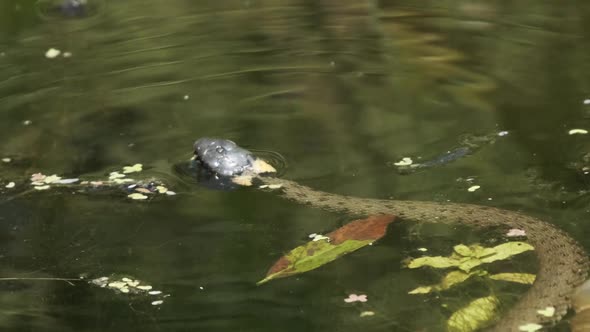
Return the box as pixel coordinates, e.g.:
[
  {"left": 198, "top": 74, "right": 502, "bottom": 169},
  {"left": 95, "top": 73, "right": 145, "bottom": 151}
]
[{"left": 406, "top": 242, "right": 537, "bottom": 331}]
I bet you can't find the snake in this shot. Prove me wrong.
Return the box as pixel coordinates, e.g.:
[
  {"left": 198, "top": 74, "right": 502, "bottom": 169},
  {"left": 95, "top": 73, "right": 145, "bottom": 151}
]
[{"left": 193, "top": 137, "right": 590, "bottom": 332}]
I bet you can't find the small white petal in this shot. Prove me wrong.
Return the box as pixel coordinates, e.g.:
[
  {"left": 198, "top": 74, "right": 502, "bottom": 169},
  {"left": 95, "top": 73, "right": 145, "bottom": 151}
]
[
  {"left": 393, "top": 157, "right": 413, "bottom": 166},
  {"left": 467, "top": 185, "right": 481, "bottom": 192},
  {"left": 45, "top": 48, "right": 61, "bottom": 58},
  {"left": 151, "top": 300, "right": 164, "bottom": 305},
  {"left": 568, "top": 129, "right": 588, "bottom": 135},
  {"left": 56, "top": 178, "right": 79, "bottom": 184},
  {"left": 34, "top": 185, "right": 50, "bottom": 190}
]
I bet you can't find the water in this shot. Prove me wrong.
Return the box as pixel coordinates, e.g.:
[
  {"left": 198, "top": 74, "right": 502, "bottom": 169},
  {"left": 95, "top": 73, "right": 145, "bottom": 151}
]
[{"left": 0, "top": 1, "right": 589, "bottom": 331}]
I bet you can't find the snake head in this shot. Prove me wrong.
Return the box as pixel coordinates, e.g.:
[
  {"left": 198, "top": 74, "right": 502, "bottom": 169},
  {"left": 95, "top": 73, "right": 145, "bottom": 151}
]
[{"left": 193, "top": 138, "right": 257, "bottom": 177}]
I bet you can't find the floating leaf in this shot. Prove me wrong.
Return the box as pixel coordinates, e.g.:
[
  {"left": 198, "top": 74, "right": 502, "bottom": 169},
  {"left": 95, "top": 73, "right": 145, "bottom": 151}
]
[
  {"left": 109, "top": 172, "right": 126, "bottom": 180},
  {"left": 257, "top": 215, "right": 395, "bottom": 284},
  {"left": 56, "top": 178, "right": 79, "bottom": 184},
  {"left": 30, "top": 173, "right": 46, "bottom": 182},
  {"left": 569, "top": 129, "right": 588, "bottom": 135},
  {"left": 43, "top": 174, "right": 62, "bottom": 184},
  {"left": 34, "top": 185, "right": 50, "bottom": 190},
  {"left": 467, "top": 185, "right": 481, "bottom": 192},
  {"left": 360, "top": 311, "right": 375, "bottom": 317},
  {"left": 454, "top": 244, "right": 473, "bottom": 256},
  {"left": 489, "top": 273, "right": 535, "bottom": 284},
  {"left": 407, "top": 242, "right": 533, "bottom": 272},
  {"left": 394, "top": 157, "right": 413, "bottom": 166},
  {"left": 447, "top": 296, "right": 499, "bottom": 332},
  {"left": 135, "top": 188, "right": 152, "bottom": 194},
  {"left": 123, "top": 164, "right": 143, "bottom": 174},
  {"left": 344, "top": 294, "right": 368, "bottom": 303},
  {"left": 479, "top": 242, "right": 533, "bottom": 263},
  {"left": 518, "top": 323, "right": 543, "bottom": 331},
  {"left": 128, "top": 193, "right": 148, "bottom": 200},
  {"left": 408, "top": 256, "right": 461, "bottom": 269}
]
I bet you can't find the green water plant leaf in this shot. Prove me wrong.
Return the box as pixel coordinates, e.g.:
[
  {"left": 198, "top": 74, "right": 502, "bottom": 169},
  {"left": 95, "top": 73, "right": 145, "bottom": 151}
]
[
  {"left": 408, "top": 270, "right": 487, "bottom": 294},
  {"left": 447, "top": 295, "right": 500, "bottom": 332},
  {"left": 488, "top": 272, "right": 535, "bottom": 284},
  {"left": 257, "top": 215, "right": 395, "bottom": 285},
  {"left": 407, "top": 242, "right": 533, "bottom": 273}
]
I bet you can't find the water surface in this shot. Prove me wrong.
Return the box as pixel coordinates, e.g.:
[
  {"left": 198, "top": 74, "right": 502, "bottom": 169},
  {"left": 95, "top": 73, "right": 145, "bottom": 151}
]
[{"left": 1, "top": 1, "right": 589, "bottom": 331}]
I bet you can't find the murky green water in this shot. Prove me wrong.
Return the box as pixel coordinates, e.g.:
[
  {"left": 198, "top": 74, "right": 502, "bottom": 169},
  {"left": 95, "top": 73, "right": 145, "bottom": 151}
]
[{"left": 1, "top": 1, "right": 590, "bottom": 331}]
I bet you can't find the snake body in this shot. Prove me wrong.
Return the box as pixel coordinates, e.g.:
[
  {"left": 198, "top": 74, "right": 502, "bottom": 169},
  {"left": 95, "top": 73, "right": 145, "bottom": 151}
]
[{"left": 194, "top": 138, "right": 590, "bottom": 331}]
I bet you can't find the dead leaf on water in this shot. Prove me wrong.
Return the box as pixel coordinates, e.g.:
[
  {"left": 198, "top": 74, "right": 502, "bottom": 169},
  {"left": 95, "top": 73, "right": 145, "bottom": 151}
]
[{"left": 257, "top": 215, "right": 396, "bottom": 285}]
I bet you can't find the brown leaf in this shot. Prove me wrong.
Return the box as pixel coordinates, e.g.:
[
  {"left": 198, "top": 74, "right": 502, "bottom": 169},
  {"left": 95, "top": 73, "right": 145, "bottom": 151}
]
[
  {"left": 328, "top": 214, "right": 396, "bottom": 245},
  {"left": 258, "top": 214, "right": 396, "bottom": 284}
]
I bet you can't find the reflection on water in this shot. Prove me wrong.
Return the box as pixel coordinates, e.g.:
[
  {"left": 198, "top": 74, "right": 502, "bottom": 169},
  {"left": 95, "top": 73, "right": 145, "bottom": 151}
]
[{"left": 0, "top": 1, "right": 589, "bottom": 331}]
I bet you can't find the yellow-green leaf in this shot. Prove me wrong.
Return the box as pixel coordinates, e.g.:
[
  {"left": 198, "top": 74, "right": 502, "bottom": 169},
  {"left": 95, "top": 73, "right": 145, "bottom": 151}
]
[
  {"left": 447, "top": 296, "right": 499, "bottom": 332},
  {"left": 123, "top": 164, "right": 143, "bottom": 174},
  {"left": 258, "top": 239, "right": 372, "bottom": 285},
  {"left": 479, "top": 242, "right": 533, "bottom": 263},
  {"left": 454, "top": 244, "right": 473, "bottom": 257},
  {"left": 407, "top": 242, "right": 533, "bottom": 271},
  {"left": 409, "top": 270, "right": 480, "bottom": 295},
  {"left": 408, "top": 286, "right": 433, "bottom": 294},
  {"left": 128, "top": 193, "right": 148, "bottom": 200},
  {"left": 458, "top": 258, "right": 483, "bottom": 272},
  {"left": 407, "top": 256, "right": 460, "bottom": 269},
  {"left": 489, "top": 273, "right": 535, "bottom": 284},
  {"left": 258, "top": 215, "right": 395, "bottom": 285}
]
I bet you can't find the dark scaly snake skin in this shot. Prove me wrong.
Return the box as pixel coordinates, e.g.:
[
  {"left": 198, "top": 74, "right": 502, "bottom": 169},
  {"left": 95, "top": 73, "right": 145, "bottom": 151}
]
[{"left": 256, "top": 177, "right": 589, "bottom": 332}]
